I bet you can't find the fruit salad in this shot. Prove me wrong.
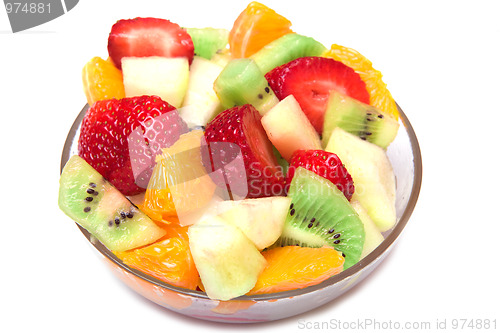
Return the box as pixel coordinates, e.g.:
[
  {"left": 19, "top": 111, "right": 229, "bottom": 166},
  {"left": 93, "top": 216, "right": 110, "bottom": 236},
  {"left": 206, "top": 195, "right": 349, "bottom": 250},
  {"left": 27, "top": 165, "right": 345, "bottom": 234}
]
[{"left": 59, "top": 1, "right": 400, "bottom": 301}]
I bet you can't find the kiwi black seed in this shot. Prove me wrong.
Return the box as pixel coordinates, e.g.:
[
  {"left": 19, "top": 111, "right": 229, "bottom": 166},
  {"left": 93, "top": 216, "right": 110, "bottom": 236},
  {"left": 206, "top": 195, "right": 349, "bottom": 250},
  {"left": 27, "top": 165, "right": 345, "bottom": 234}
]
[
  {"left": 81, "top": 181, "right": 103, "bottom": 213},
  {"left": 107, "top": 209, "right": 136, "bottom": 228}
]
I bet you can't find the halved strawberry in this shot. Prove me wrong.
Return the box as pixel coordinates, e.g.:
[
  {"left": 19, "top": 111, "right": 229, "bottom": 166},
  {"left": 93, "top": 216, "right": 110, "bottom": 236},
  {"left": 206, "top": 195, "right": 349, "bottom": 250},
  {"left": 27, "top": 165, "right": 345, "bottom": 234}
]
[
  {"left": 108, "top": 17, "right": 194, "bottom": 69},
  {"left": 265, "top": 56, "right": 370, "bottom": 134},
  {"left": 78, "top": 95, "right": 188, "bottom": 196},
  {"left": 287, "top": 149, "right": 355, "bottom": 200},
  {"left": 127, "top": 110, "right": 189, "bottom": 188},
  {"left": 203, "top": 104, "right": 285, "bottom": 198}
]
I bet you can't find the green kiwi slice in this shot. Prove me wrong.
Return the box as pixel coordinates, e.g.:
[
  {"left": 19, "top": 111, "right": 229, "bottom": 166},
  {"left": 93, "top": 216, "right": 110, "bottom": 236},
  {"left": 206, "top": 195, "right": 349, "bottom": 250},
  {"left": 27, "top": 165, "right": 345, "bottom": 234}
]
[
  {"left": 214, "top": 58, "right": 279, "bottom": 114},
  {"left": 58, "top": 155, "right": 165, "bottom": 251},
  {"left": 250, "top": 33, "right": 326, "bottom": 74},
  {"left": 276, "top": 167, "right": 365, "bottom": 269},
  {"left": 186, "top": 27, "right": 229, "bottom": 60},
  {"left": 322, "top": 92, "right": 400, "bottom": 149}
]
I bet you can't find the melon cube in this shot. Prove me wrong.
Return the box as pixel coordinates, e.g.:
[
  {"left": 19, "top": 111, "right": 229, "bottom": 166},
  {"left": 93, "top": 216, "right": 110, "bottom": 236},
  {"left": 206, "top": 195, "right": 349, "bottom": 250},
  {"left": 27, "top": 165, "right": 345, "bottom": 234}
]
[
  {"left": 261, "top": 95, "right": 321, "bottom": 161},
  {"left": 326, "top": 128, "right": 396, "bottom": 232},
  {"left": 122, "top": 56, "right": 189, "bottom": 108},
  {"left": 350, "top": 200, "right": 384, "bottom": 258},
  {"left": 188, "top": 215, "right": 266, "bottom": 300},
  {"left": 180, "top": 56, "right": 224, "bottom": 127},
  {"left": 211, "top": 196, "right": 292, "bottom": 250}
]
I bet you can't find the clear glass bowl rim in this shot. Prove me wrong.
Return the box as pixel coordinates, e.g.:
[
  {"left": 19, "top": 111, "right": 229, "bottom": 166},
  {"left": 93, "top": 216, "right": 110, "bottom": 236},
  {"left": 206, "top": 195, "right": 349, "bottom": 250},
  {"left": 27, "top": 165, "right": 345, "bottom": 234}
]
[{"left": 60, "top": 102, "right": 422, "bottom": 302}]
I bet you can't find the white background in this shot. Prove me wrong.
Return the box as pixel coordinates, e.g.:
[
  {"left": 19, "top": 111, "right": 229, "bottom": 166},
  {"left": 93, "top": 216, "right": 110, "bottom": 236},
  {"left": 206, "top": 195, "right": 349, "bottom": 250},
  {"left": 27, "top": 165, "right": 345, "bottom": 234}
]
[{"left": 1, "top": 0, "right": 499, "bottom": 332}]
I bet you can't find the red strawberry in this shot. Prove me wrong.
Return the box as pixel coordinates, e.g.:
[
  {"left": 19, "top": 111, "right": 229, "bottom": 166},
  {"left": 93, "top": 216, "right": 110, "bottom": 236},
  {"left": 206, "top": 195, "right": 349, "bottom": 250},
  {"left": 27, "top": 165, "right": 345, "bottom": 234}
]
[
  {"left": 204, "top": 104, "right": 285, "bottom": 198},
  {"left": 265, "top": 56, "right": 370, "bottom": 134},
  {"left": 108, "top": 17, "right": 194, "bottom": 69},
  {"left": 78, "top": 95, "right": 188, "bottom": 196},
  {"left": 127, "top": 109, "right": 189, "bottom": 188},
  {"left": 287, "top": 149, "right": 355, "bottom": 200}
]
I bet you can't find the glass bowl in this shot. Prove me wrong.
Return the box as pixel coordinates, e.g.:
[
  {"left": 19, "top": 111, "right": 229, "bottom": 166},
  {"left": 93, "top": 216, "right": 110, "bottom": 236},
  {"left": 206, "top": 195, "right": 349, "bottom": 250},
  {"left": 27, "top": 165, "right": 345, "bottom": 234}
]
[{"left": 60, "top": 103, "right": 422, "bottom": 323}]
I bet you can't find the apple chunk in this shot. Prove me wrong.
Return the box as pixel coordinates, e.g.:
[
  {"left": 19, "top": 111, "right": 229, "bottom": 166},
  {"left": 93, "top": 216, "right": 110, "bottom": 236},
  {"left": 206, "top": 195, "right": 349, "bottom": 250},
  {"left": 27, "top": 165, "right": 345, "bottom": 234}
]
[
  {"left": 180, "top": 56, "right": 224, "bottom": 127},
  {"left": 350, "top": 200, "right": 384, "bottom": 258},
  {"left": 261, "top": 95, "right": 321, "bottom": 161},
  {"left": 188, "top": 216, "right": 266, "bottom": 300},
  {"left": 213, "top": 196, "right": 291, "bottom": 250},
  {"left": 326, "top": 128, "right": 396, "bottom": 231},
  {"left": 122, "top": 56, "right": 189, "bottom": 108}
]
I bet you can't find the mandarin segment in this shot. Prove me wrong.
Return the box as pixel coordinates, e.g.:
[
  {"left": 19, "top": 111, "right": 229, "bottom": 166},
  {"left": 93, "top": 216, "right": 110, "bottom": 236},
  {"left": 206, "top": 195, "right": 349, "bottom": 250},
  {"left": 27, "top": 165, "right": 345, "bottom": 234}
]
[
  {"left": 140, "top": 186, "right": 176, "bottom": 222},
  {"left": 140, "top": 130, "right": 216, "bottom": 224},
  {"left": 114, "top": 224, "right": 200, "bottom": 290},
  {"left": 82, "top": 56, "right": 125, "bottom": 106},
  {"left": 228, "top": 1, "right": 293, "bottom": 58},
  {"left": 248, "top": 246, "right": 344, "bottom": 295},
  {"left": 322, "top": 44, "right": 399, "bottom": 119},
  {"left": 104, "top": 258, "right": 193, "bottom": 309}
]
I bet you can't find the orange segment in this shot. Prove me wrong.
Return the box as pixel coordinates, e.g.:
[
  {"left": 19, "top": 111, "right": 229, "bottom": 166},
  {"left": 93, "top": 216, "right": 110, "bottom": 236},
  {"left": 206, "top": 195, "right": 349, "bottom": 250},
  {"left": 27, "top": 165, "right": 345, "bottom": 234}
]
[
  {"left": 104, "top": 256, "right": 193, "bottom": 310},
  {"left": 248, "top": 246, "right": 344, "bottom": 295},
  {"left": 82, "top": 56, "right": 125, "bottom": 106},
  {"left": 140, "top": 181, "right": 176, "bottom": 223},
  {"left": 114, "top": 224, "right": 200, "bottom": 290},
  {"left": 322, "top": 44, "right": 399, "bottom": 119},
  {"left": 140, "top": 130, "right": 216, "bottom": 225},
  {"left": 229, "top": 1, "right": 293, "bottom": 58}
]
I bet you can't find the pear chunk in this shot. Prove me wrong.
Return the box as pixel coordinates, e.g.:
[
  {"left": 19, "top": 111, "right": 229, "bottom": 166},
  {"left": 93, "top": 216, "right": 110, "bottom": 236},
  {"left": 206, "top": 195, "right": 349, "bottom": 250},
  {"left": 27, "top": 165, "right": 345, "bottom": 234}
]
[
  {"left": 326, "top": 128, "right": 396, "bottom": 231},
  {"left": 188, "top": 216, "right": 266, "bottom": 300},
  {"left": 213, "top": 196, "right": 291, "bottom": 250},
  {"left": 180, "top": 56, "right": 224, "bottom": 127},
  {"left": 350, "top": 200, "right": 384, "bottom": 258}
]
